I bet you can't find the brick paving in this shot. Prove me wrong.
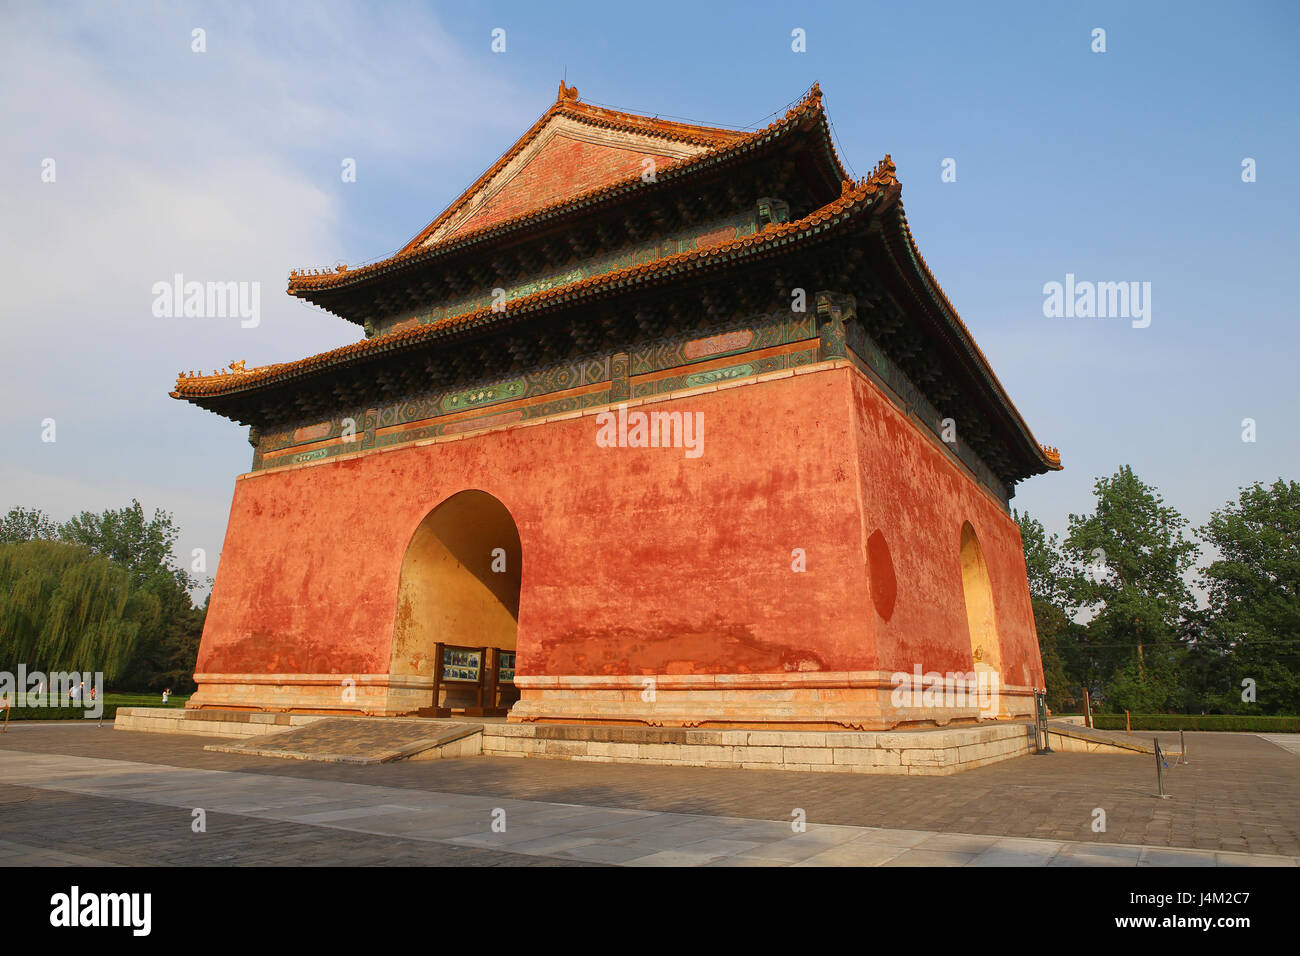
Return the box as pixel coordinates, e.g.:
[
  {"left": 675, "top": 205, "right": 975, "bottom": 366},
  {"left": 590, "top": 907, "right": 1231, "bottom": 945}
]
[
  {"left": 0, "top": 783, "right": 585, "bottom": 867},
  {"left": 1, "top": 723, "right": 1297, "bottom": 864}
]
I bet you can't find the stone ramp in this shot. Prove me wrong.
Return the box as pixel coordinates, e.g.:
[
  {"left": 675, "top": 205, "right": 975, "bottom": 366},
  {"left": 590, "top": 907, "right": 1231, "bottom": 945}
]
[
  {"left": 1047, "top": 722, "right": 1159, "bottom": 755},
  {"left": 204, "top": 717, "right": 482, "bottom": 764}
]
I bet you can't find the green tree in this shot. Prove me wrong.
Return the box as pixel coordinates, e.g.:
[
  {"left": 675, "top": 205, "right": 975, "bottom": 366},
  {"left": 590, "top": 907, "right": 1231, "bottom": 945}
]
[
  {"left": 1064, "top": 466, "right": 1199, "bottom": 712},
  {"left": 1015, "top": 510, "right": 1074, "bottom": 710},
  {"left": 0, "top": 500, "right": 207, "bottom": 690},
  {"left": 152, "top": 593, "right": 207, "bottom": 694},
  {"left": 1199, "top": 479, "right": 1300, "bottom": 715},
  {"left": 0, "top": 540, "right": 160, "bottom": 681},
  {"left": 0, "top": 506, "right": 59, "bottom": 543},
  {"left": 59, "top": 499, "right": 198, "bottom": 592},
  {"left": 1032, "top": 599, "right": 1076, "bottom": 712},
  {"left": 58, "top": 499, "right": 207, "bottom": 688},
  {"left": 1014, "top": 510, "right": 1066, "bottom": 606},
  {"left": 118, "top": 576, "right": 206, "bottom": 692}
]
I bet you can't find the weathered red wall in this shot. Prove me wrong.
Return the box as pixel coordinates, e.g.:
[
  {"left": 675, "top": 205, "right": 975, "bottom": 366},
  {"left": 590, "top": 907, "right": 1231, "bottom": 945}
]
[
  {"left": 196, "top": 364, "right": 1042, "bottom": 690},
  {"left": 849, "top": 371, "right": 1043, "bottom": 688}
]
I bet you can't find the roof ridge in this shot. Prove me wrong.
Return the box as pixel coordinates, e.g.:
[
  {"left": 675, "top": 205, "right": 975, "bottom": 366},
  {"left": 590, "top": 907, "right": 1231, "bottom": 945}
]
[
  {"left": 557, "top": 88, "right": 749, "bottom": 146},
  {"left": 388, "top": 83, "right": 759, "bottom": 260},
  {"left": 288, "top": 85, "right": 834, "bottom": 294}
]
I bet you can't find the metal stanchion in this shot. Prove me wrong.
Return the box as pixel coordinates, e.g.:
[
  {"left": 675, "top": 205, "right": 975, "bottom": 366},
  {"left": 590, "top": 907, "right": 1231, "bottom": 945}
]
[
  {"left": 1180, "top": 728, "right": 1188, "bottom": 765},
  {"left": 1155, "top": 739, "right": 1169, "bottom": 798},
  {"left": 1034, "top": 689, "right": 1053, "bottom": 754},
  {"left": 1031, "top": 688, "right": 1041, "bottom": 753}
]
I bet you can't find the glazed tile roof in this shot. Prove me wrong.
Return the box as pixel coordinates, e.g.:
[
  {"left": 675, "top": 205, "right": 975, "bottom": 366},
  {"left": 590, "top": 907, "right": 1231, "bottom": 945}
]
[
  {"left": 409, "top": 81, "right": 750, "bottom": 246},
  {"left": 885, "top": 210, "right": 1062, "bottom": 471},
  {"left": 173, "top": 151, "right": 1061, "bottom": 473},
  {"left": 286, "top": 83, "right": 842, "bottom": 300},
  {"left": 176, "top": 157, "right": 902, "bottom": 399},
  {"left": 175, "top": 84, "right": 1061, "bottom": 476}
]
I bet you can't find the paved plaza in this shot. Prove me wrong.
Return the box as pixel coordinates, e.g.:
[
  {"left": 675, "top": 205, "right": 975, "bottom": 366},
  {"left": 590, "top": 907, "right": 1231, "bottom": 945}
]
[{"left": 1, "top": 724, "right": 1297, "bottom": 866}]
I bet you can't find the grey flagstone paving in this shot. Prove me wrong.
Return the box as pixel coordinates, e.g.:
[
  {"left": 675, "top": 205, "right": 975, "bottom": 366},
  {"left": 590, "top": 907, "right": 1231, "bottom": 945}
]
[{"left": 2, "top": 749, "right": 1296, "bottom": 867}]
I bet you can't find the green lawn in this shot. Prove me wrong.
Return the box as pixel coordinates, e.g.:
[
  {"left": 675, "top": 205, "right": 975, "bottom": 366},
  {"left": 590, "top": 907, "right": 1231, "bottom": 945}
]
[
  {"left": 104, "top": 692, "right": 190, "bottom": 708},
  {"left": 2, "top": 691, "right": 190, "bottom": 722}
]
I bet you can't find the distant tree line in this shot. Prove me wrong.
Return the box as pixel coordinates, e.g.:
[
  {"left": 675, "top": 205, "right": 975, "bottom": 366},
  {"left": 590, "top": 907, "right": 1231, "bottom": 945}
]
[
  {"left": 0, "top": 501, "right": 206, "bottom": 692},
  {"left": 1017, "top": 468, "right": 1299, "bottom": 716}
]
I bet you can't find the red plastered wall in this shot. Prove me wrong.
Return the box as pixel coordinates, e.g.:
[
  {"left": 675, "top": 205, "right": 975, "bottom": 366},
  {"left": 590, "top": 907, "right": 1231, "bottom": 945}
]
[
  {"left": 196, "top": 365, "right": 1043, "bottom": 686},
  {"left": 196, "top": 369, "right": 871, "bottom": 680},
  {"left": 849, "top": 371, "right": 1044, "bottom": 687}
]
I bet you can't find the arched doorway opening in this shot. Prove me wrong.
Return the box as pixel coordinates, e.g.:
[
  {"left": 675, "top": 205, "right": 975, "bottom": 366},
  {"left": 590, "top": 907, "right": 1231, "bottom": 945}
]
[
  {"left": 959, "top": 522, "right": 1003, "bottom": 680},
  {"left": 389, "top": 490, "right": 522, "bottom": 714}
]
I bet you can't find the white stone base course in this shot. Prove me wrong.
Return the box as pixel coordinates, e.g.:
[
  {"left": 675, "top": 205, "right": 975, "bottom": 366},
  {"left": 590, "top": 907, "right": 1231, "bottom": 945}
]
[
  {"left": 116, "top": 707, "right": 1042, "bottom": 774},
  {"left": 481, "top": 721, "right": 1039, "bottom": 775},
  {"left": 407, "top": 732, "right": 482, "bottom": 760}
]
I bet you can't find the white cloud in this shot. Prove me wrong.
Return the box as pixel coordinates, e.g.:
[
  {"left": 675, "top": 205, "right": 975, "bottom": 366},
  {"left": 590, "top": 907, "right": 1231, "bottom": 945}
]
[{"left": 0, "top": 1, "right": 532, "bottom": 589}]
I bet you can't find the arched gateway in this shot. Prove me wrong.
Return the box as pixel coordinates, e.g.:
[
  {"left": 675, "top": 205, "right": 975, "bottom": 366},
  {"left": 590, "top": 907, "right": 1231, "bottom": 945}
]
[
  {"left": 387, "top": 491, "right": 522, "bottom": 714},
  {"left": 178, "top": 81, "right": 1061, "bottom": 728}
]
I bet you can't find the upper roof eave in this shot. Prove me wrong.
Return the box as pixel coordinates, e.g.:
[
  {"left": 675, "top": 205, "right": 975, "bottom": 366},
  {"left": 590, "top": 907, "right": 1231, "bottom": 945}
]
[
  {"left": 398, "top": 80, "right": 751, "bottom": 255},
  {"left": 874, "top": 202, "right": 1062, "bottom": 474},
  {"left": 179, "top": 158, "right": 893, "bottom": 404},
  {"left": 286, "top": 84, "right": 846, "bottom": 306}
]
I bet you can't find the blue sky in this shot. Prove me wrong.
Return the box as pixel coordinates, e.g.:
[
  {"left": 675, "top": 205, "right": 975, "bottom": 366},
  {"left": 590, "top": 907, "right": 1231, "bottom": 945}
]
[{"left": 1, "top": 1, "right": 1296, "bottom": 594}]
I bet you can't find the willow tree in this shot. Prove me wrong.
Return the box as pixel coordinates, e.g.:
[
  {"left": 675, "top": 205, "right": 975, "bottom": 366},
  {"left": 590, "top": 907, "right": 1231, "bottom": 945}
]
[{"left": 0, "top": 540, "right": 160, "bottom": 682}]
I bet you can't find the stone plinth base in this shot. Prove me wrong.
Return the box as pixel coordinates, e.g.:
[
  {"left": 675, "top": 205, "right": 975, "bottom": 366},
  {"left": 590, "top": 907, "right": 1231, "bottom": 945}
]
[
  {"left": 185, "top": 670, "right": 1036, "bottom": 730},
  {"left": 187, "top": 673, "right": 434, "bottom": 716},
  {"left": 118, "top": 707, "right": 1039, "bottom": 775},
  {"left": 484, "top": 721, "right": 1038, "bottom": 775},
  {"left": 511, "top": 671, "right": 1036, "bottom": 730}
]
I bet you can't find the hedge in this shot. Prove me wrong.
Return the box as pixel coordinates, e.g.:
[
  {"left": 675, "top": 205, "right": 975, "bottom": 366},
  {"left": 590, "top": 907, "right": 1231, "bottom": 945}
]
[
  {"left": 1091, "top": 714, "right": 1300, "bottom": 733},
  {"left": 3, "top": 705, "right": 123, "bottom": 722}
]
